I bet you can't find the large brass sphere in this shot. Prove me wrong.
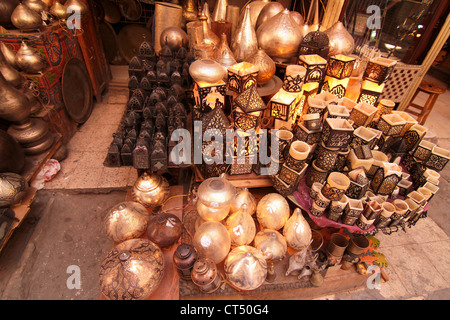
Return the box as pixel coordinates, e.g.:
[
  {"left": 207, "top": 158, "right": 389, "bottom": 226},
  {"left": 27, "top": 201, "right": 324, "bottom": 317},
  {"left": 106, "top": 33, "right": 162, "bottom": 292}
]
[
  {"left": 254, "top": 229, "right": 287, "bottom": 262},
  {"left": 0, "top": 172, "right": 27, "bottom": 207},
  {"left": 160, "top": 27, "right": 188, "bottom": 52},
  {"left": 103, "top": 201, "right": 150, "bottom": 243},
  {"left": 224, "top": 245, "right": 267, "bottom": 291},
  {"left": 99, "top": 239, "right": 165, "bottom": 300},
  {"left": 256, "top": 193, "right": 290, "bottom": 230},
  {"left": 193, "top": 221, "right": 231, "bottom": 264},
  {"left": 132, "top": 172, "right": 170, "bottom": 208}
]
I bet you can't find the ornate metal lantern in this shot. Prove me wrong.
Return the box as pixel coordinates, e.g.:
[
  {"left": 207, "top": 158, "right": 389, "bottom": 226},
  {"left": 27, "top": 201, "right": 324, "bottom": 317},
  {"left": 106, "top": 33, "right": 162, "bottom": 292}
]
[
  {"left": 232, "top": 86, "right": 266, "bottom": 132},
  {"left": 193, "top": 80, "right": 227, "bottom": 116},
  {"left": 269, "top": 89, "right": 302, "bottom": 122},
  {"left": 227, "top": 62, "right": 259, "bottom": 94},
  {"left": 322, "top": 54, "right": 356, "bottom": 99},
  {"left": 298, "top": 54, "right": 328, "bottom": 85},
  {"left": 297, "top": 30, "right": 330, "bottom": 60}
]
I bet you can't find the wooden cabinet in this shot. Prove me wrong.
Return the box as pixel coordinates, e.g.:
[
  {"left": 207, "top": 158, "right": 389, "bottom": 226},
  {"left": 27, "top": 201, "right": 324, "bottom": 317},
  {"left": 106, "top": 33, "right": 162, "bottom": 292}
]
[{"left": 77, "top": 0, "right": 112, "bottom": 102}]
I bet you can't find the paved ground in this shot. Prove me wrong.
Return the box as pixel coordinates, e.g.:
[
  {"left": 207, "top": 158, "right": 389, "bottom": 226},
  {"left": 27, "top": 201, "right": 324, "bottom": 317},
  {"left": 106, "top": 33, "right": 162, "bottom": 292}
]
[{"left": 0, "top": 70, "right": 448, "bottom": 300}]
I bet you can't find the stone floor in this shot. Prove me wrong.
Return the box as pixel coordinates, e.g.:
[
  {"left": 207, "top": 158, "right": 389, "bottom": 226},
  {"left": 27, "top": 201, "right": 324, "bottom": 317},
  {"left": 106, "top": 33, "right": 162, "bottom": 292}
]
[{"left": 0, "top": 67, "right": 448, "bottom": 300}]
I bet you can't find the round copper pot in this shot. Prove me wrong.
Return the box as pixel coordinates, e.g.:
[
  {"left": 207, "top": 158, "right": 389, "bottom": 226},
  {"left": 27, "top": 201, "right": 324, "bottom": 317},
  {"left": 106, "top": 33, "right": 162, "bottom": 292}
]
[{"left": 146, "top": 212, "right": 182, "bottom": 248}]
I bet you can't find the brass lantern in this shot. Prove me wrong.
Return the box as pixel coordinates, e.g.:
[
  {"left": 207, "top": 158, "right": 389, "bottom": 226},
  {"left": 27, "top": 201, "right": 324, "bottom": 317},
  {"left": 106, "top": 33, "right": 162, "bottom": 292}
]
[
  {"left": 297, "top": 30, "right": 330, "bottom": 59},
  {"left": 322, "top": 54, "right": 356, "bottom": 99},
  {"left": 232, "top": 86, "right": 266, "bottom": 132},
  {"left": 269, "top": 88, "right": 302, "bottom": 122},
  {"left": 99, "top": 239, "right": 165, "bottom": 300},
  {"left": 227, "top": 61, "right": 259, "bottom": 94}
]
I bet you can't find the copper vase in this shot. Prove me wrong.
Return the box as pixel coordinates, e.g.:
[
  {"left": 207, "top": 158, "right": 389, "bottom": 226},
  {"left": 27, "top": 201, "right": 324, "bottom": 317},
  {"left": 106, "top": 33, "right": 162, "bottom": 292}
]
[
  {"left": 0, "top": 48, "right": 22, "bottom": 88},
  {"left": 16, "top": 41, "right": 47, "bottom": 74},
  {"left": 245, "top": 49, "right": 276, "bottom": 86},
  {"left": 211, "top": 0, "right": 227, "bottom": 22},
  {"left": 11, "top": 3, "right": 43, "bottom": 31},
  {"left": 325, "top": 21, "right": 355, "bottom": 56},
  {"left": 256, "top": 9, "right": 304, "bottom": 63}
]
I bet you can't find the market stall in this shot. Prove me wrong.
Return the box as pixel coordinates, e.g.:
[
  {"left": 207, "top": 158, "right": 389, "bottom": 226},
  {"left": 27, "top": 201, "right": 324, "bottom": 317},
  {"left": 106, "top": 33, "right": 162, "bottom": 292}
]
[{"left": 0, "top": 0, "right": 448, "bottom": 300}]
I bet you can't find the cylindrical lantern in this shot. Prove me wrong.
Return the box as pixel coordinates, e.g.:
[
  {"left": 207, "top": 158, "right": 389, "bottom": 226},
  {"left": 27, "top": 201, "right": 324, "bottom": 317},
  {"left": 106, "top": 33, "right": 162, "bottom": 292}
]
[{"left": 282, "top": 64, "right": 306, "bottom": 93}]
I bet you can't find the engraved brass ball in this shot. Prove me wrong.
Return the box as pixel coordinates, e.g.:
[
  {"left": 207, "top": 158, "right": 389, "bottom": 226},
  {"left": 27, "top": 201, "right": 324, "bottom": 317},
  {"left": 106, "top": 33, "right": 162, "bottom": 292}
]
[
  {"left": 103, "top": 201, "right": 150, "bottom": 243},
  {"left": 99, "top": 239, "right": 165, "bottom": 300}
]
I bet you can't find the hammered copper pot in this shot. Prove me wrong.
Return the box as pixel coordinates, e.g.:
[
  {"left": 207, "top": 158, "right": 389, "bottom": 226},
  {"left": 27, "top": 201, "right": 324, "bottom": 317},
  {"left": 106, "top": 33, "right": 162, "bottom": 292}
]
[
  {"left": 0, "top": 72, "right": 30, "bottom": 123},
  {"left": 255, "top": 1, "right": 283, "bottom": 31},
  {"left": 16, "top": 41, "right": 47, "bottom": 74},
  {"left": 11, "top": 3, "right": 42, "bottom": 31},
  {"left": 132, "top": 172, "right": 170, "bottom": 208},
  {"left": 23, "top": 0, "right": 48, "bottom": 14},
  {"left": 50, "top": 1, "right": 70, "bottom": 20},
  {"left": 0, "top": 49, "right": 22, "bottom": 88},
  {"left": 103, "top": 201, "right": 150, "bottom": 243},
  {"left": 325, "top": 21, "right": 355, "bottom": 56},
  {"left": 99, "top": 238, "right": 165, "bottom": 300},
  {"left": 146, "top": 212, "right": 182, "bottom": 248}
]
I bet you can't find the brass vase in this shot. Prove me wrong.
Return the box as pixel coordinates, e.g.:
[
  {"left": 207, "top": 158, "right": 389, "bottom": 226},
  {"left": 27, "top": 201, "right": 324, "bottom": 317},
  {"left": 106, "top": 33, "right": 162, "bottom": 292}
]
[
  {"left": 325, "top": 21, "right": 355, "bottom": 56},
  {"left": 50, "top": 1, "right": 70, "bottom": 20},
  {"left": 245, "top": 48, "right": 276, "bottom": 86},
  {"left": 243, "top": 0, "right": 270, "bottom": 29},
  {"left": 182, "top": 0, "right": 197, "bottom": 22},
  {"left": 211, "top": 0, "right": 227, "bottom": 22},
  {"left": 231, "top": 5, "right": 258, "bottom": 62},
  {"left": 202, "top": 1, "right": 212, "bottom": 28},
  {"left": 16, "top": 41, "right": 47, "bottom": 74},
  {"left": 0, "top": 172, "right": 27, "bottom": 208},
  {"left": 283, "top": 208, "right": 312, "bottom": 251},
  {"left": 7, "top": 118, "right": 54, "bottom": 155},
  {"left": 11, "top": 3, "right": 43, "bottom": 31},
  {"left": 255, "top": 1, "right": 283, "bottom": 31},
  {"left": 0, "top": 42, "right": 19, "bottom": 71},
  {"left": 215, "top": 33, "right": 237, "bottom": 75},
  {"left": 0, "top": 49, "right": 22, "bottom": 89},
  {"left": 256, "top": 9, "right": 304, "bottom": 63},
  {"left": 64, "top": 0, "right": 88, "bottom": 17},
  {"left": 225, "top": 204, "right": 256, "bottom": 246},
  {"left": 199, "top": 14, "right": 220, "bottom": 48},
  {"left": 0, "top": 72, "right": 30, "bottom": 123},
  {"left": 23, "top": 0, "right": 48, "bottom": 14}
]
